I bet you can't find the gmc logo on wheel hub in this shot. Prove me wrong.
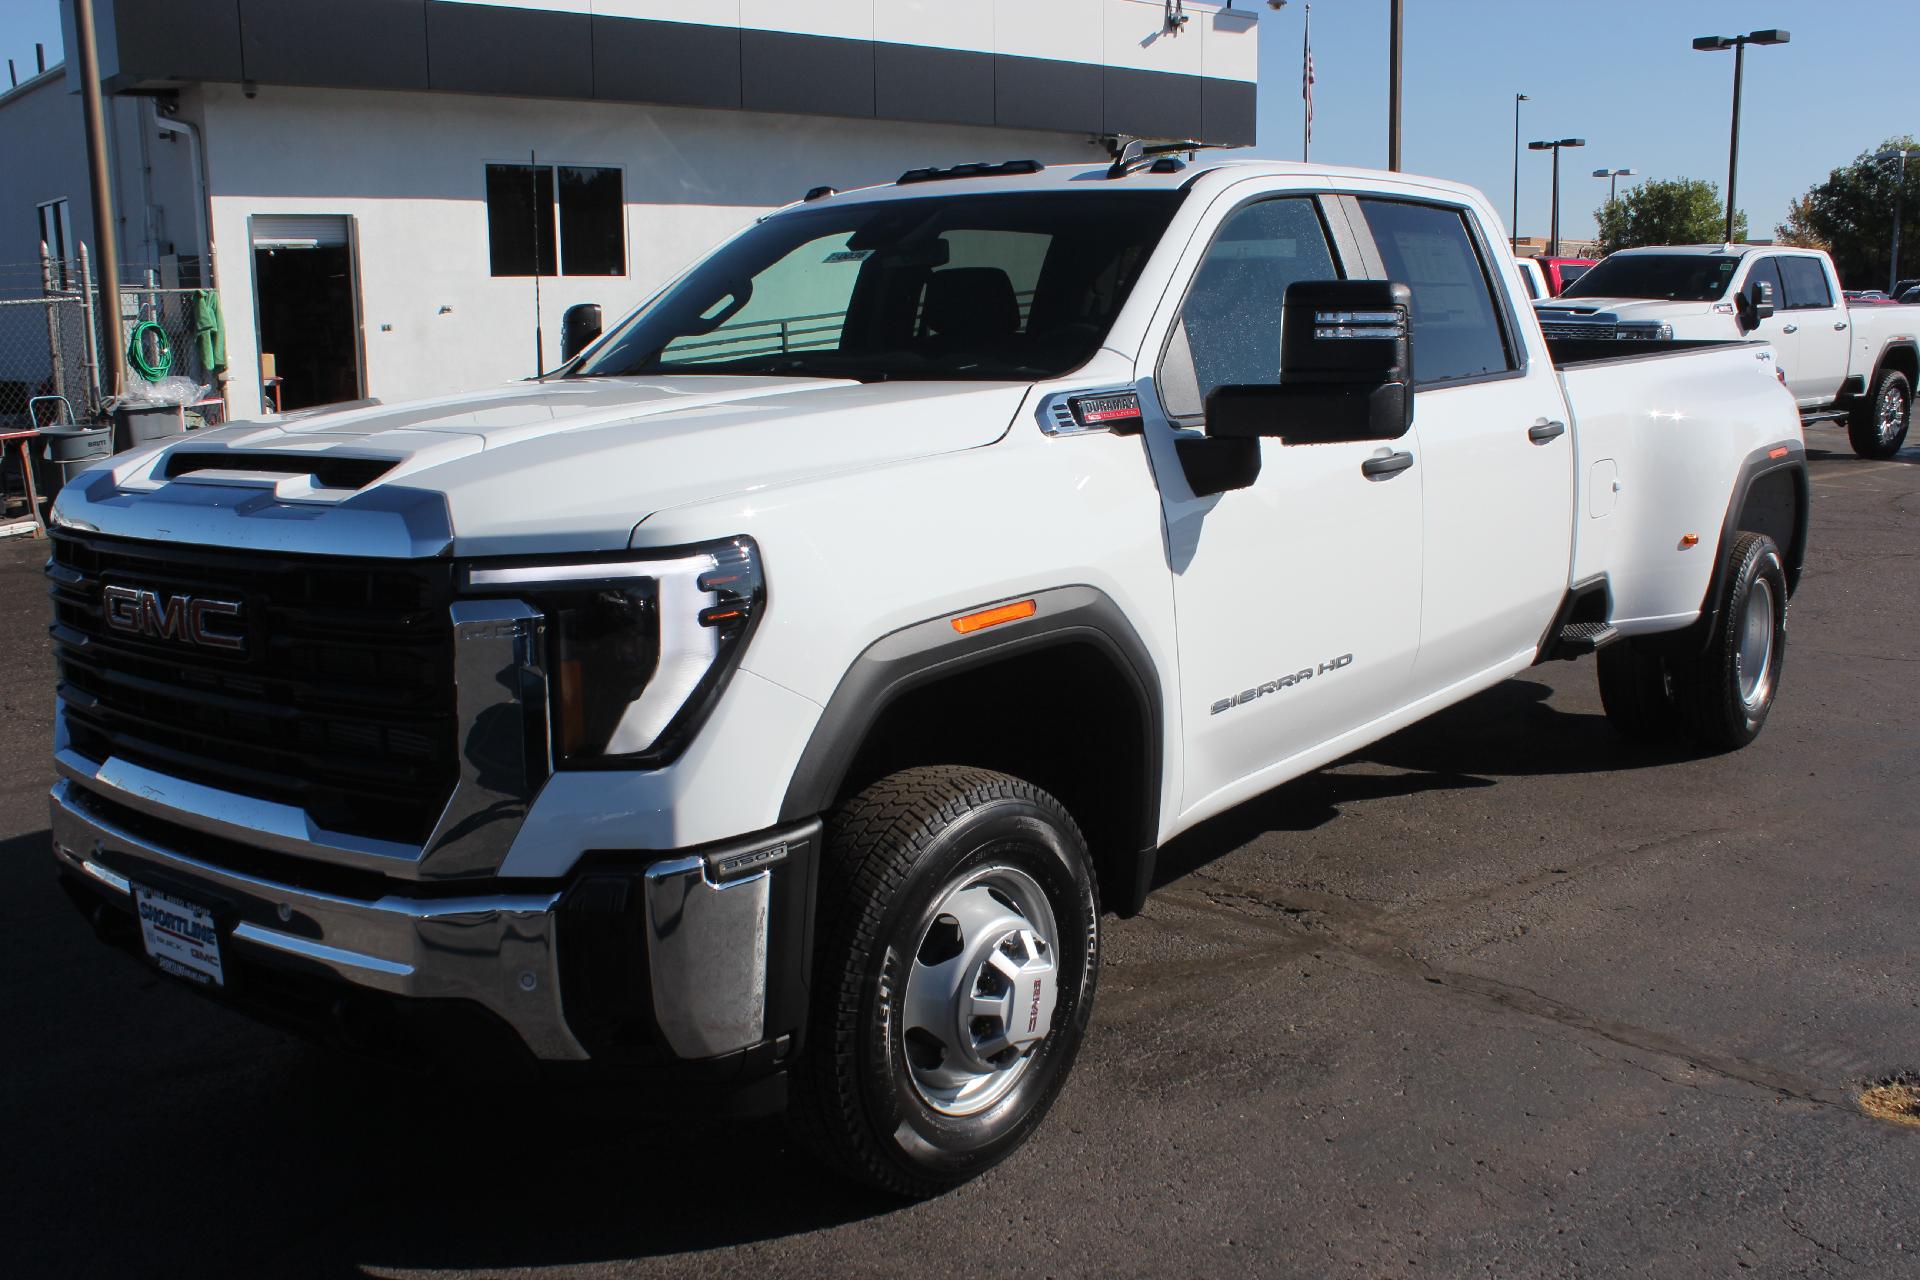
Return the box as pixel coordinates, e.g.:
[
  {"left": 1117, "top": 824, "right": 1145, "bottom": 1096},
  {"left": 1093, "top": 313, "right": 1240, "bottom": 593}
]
[{"left": 103, "top": 585, "right": 246, "bottom": 652}]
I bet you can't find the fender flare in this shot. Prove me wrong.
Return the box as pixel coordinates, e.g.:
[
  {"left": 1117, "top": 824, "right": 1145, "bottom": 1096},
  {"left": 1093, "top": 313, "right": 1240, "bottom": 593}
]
[
  {"left": 776, "top": 584, "right": 1166, "bottom": 908},
  {"left": 1685, "top": 438, "right": 1808, "bottom": 653}
]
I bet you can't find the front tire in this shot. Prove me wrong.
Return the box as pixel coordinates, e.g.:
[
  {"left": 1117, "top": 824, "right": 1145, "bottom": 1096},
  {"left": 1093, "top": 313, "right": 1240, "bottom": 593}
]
[
  {"left": 1848, "top": 367, "right": 1911, "bottom": 459},
  {"left": 788, "top": 766, "right": 1099, "bottom": 1198}
]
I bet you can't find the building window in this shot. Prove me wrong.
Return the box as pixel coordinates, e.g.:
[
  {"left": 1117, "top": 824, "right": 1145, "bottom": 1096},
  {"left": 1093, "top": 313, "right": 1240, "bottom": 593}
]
[
  {"left": 485, "top": 164, "right": 625, "bottom": 277},
  {"left": 37, "top": 198, "right": 72, "bottom": 289}
]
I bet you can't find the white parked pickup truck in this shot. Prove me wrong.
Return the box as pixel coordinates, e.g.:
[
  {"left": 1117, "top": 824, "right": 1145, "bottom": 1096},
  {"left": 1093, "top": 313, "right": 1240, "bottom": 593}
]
[
  {"left": 47, "top": 156, "right": 1807, "bottom": 1197},
  {"left": 1535, "top": 244, "right": 1918, "bottom": 457}
]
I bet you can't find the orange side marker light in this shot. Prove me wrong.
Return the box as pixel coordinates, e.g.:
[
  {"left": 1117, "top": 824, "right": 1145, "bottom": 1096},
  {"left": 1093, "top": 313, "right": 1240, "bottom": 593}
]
[
  {"left": 952, "top": 599, "right": 1037, "bottom": 634},
  {"left": 1768, "top": 446, "right": 1790, "bottom": 459},
  {"left": 1680, "top": 534, "right": 1700, "bottom": 548}
]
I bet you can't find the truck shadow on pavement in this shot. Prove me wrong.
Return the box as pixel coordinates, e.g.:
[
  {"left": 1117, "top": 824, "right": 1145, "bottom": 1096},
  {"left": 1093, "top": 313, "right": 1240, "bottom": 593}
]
[
  {"left": 1152, "top": 677, "right": 1683, "bottom": 889},
  {"left": 1, "top": 681, "right": 1673, "bottom": 1276},
  {"left": 0, "top": 827, "right": 899, "bottom": 1278}
]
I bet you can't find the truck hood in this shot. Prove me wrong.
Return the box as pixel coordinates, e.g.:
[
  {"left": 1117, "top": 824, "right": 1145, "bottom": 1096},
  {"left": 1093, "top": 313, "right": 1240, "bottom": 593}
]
[
  {"left": 1533, "top": 297, "right": 1720, "bottom": 321},
  {"left": 68, "top": 376, "right": 1032, "bottom": 555}
]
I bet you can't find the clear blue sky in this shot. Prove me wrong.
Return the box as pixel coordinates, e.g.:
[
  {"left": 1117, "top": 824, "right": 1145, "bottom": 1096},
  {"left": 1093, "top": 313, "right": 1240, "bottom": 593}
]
[
  {"left": 1254, "top": 0, "right": 1918, "bottom": 240},
  {"left": 4, "top": 0, "right": 1913, "bottom": 240}
]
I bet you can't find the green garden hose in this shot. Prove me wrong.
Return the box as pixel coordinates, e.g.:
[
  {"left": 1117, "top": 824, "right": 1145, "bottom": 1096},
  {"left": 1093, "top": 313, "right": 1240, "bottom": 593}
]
[{"left": 126, "top": 320, "right": 173, "bottom": 381}]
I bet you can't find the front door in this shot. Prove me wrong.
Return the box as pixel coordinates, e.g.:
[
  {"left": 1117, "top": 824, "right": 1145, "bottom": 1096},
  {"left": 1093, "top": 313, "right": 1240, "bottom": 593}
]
[{"left": 1144, "top": 193, "right": 1424, "bottom": 820}]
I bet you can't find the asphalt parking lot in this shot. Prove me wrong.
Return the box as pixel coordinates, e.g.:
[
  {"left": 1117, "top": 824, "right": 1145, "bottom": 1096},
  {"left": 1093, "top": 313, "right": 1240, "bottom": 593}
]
[{"left": 2, "top": 421, "right": 1917, "bottom": 1279}]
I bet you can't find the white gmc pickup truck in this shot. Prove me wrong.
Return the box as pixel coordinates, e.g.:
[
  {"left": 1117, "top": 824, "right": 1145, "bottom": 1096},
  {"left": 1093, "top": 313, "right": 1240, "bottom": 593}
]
[
  {"left": 1535, "top": 244, "right": 1918, "bottom": 457},
  {"left": 47, "top": 156, "right": 1807, "bottom": 1197}
]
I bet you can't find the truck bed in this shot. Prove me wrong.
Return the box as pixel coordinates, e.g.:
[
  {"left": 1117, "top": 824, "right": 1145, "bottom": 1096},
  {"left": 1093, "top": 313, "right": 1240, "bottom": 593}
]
[{"left": 1545, "top": 336, "right": 1759, "bottom": 369}]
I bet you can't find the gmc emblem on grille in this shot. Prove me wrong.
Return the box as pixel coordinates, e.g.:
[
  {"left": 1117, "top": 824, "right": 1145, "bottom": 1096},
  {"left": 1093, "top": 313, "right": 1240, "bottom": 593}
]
[{"left": 102, "top": 584, "right": 246, "bottom": 652}]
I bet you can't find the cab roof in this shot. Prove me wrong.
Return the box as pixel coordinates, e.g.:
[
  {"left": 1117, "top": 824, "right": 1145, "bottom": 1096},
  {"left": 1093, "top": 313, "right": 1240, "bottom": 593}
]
[
  {"left": 1608, "top": 243, "right": 1824, "bottom": 258},
  {"left": 795, "top": 158, "right": 1494, "bottom": 211}
]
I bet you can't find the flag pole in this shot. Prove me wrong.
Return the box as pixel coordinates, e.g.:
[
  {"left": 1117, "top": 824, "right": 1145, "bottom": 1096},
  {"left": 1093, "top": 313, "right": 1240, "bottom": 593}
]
[{"left": 1301, "top": 4, "right": 1313, "bottom": 162}]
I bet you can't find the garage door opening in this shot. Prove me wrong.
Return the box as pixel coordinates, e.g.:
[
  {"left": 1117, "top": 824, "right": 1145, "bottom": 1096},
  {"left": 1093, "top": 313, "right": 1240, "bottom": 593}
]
[{"left": 250, "top": 215, "right": 364, "bottom": 413}]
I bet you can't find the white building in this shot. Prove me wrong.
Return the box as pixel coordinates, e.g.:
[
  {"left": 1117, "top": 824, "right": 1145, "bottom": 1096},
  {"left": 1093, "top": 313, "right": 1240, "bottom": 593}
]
[{"left": 2, "top": 1, "right": 1260, "bottom": 416}]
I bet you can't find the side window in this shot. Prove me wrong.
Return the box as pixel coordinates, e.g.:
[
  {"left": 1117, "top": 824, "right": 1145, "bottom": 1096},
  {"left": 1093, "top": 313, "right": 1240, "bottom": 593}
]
[
  {"left": 1159, "top": 197, "right": 1338, "bottom": 418},
  {"left": 1355, "top": 199, "right": 1515, "bottom": 385},
  {"left": 1780, "top": 256, "right": 1833, "bottom": 310},
  {"left": 1746, "top": 256, "right": 1787, "bottom": 307}
]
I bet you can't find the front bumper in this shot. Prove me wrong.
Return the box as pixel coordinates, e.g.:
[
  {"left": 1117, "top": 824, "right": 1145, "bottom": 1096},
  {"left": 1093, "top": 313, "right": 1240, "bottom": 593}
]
[{"left": 51, "top": 779, "right": 819, "bottom": 1071}]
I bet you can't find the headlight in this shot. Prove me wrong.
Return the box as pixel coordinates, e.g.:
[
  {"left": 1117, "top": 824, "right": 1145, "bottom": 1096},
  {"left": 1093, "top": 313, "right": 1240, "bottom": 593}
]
[
  {"left": 1616, "top": 321, "right": 1674, "bottom": 341},
  {"left": 463, "top": 536, "right": 764, "bottom": 768}
]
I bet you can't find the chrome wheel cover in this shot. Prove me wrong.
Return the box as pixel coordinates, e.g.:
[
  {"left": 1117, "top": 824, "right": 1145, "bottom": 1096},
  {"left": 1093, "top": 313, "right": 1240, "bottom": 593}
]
[
  {"left": 900, "top": 864, "right": 1060, "bottom": 1117},
  {"left": 1880, "top": 384, "right": 1909, "bottom": 446},
  {"left": 1737, "top": 576, "right": 1777, "bottom": 711}
]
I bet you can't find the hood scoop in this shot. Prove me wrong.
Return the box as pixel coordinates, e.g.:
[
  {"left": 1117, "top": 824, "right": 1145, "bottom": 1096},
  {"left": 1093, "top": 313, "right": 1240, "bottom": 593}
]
[{"left": 160, "top": 450, "right": 400, "bottom": 490}]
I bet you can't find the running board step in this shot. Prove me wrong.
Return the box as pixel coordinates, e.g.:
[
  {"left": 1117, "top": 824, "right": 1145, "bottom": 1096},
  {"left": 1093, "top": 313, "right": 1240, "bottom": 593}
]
[
  {"left": 1554, "top": 621, "right": 1620, "bottom": 655},
  {"left": 1800, "top": 410, "right": 1848, "bottom": 425}
]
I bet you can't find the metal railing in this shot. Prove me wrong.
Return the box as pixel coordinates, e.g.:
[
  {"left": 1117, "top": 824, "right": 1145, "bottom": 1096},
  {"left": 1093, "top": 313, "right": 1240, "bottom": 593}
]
[{"left": 662, "top": 290, "right": 1038, "bottom": 364}]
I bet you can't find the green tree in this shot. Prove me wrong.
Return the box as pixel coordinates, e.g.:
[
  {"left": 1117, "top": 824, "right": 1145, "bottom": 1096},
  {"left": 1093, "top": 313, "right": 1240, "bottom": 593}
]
[
  {"left": 1777, "top": 136, "right": 1918, "bottom": 290},
  {"left": 1594, "top": 178, "right": 1746, "bottom": 254}
]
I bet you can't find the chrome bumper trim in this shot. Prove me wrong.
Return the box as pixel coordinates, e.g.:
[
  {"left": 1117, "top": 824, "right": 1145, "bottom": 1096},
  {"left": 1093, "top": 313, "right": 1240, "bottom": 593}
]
[
  {"left": 54, "top": 746, "right": 422, "bottom": 871},
  {"left": 643, "top": 856, "right": 772, "bottom": 1059},
  {"left": 51, "top": 778, "right": 588, "bottom": 1061}
]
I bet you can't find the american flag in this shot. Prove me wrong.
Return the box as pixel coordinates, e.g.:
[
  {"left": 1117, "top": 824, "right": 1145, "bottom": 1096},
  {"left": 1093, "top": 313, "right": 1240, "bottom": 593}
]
[{"left": 1301, "top": 5, "right": 1315, "bottom": 160}]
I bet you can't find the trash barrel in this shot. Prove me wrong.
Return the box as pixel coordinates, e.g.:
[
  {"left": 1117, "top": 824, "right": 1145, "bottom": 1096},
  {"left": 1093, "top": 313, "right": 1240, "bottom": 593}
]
[
  {"left": 37, "top": 422, "right": 115, "bottom": 505},
  {"left": 112, "top": 402, "right": 188, "bottom": 454}
]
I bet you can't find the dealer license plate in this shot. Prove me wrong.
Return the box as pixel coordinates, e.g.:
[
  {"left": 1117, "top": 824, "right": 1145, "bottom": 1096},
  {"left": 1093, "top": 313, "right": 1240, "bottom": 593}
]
[{"left": 133, "top": 884, "right": 225, "bottom": 987}]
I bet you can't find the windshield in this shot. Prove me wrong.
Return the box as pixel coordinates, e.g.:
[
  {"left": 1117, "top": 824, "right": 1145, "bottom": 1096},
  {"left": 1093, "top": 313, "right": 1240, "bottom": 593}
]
[
  {"left": 1560, "top": 253, "right": 1740, "bottom": 302},
  {"left": 573, "top": 191, "right": 1183, "bottom": 382}
]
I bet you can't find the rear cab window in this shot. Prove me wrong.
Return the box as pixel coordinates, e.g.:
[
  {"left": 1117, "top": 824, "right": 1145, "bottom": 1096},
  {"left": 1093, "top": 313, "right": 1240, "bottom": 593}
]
[
  {"left": 1779, "top": 256, "right": 1835, "bottom": 310},
  {"left": 1355, "top": 199, "right": 1518, "bottom": 386}
]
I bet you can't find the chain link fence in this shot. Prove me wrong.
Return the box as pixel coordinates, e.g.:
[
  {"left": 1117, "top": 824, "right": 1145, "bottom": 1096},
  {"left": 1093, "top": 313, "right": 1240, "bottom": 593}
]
[
  {"left": 2, "top": 256, "right": 230, "bottom": 525},
  {"left": 0, "top": 259, "right": 97, "bottom": 433},
  {"left": 0, "top": 257, "right": 225, "bottom": 428}
]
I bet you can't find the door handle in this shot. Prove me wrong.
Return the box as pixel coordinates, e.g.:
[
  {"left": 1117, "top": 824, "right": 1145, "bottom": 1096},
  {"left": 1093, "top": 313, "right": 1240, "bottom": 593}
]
[
  {"left": 1835, "top": 321, "right": 1849, "bottom": 331},
  {"left": 1360, "top": 450, "right": 1415, "bottom": 480},
  {"left": 1782, "top": 323, "right": 1799, "bottom": 334},
  {"left": 1528, "top": 419, "right": 1567, "bottom": 445}
]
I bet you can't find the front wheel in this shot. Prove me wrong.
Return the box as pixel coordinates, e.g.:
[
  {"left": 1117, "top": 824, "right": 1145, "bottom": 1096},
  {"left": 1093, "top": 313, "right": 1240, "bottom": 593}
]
[
  {"left": 1848, "top": 367, "right": 1911, "bottom": 459},
  {"left": 788, "top": 766, "right": 1099, "bottom": 1198}
]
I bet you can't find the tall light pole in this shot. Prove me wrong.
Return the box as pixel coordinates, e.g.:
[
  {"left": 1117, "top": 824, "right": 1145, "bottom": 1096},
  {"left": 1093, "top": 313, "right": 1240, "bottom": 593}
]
[
  {"left": 1693, "top": 29, "right": 1790, "bottom": 244},
  {"left": 1593, "top": 167, "right": 1636, "bottom": 204},
  {"left": 1387, "top": 0, "right": 1404, "bottom": 171},
  {"left": 1873, "top": 147, "right": 1914, "bottom": 295},
  {"left": 1512, "top": 94, "right": 1529, "bottom": 250},
  {"left": 1529, "top": 138, "right": 1585, "bottom": 258}
]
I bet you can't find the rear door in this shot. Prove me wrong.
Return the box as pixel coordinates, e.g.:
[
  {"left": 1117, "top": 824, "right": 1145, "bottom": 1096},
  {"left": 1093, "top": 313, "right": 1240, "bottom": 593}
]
[
  {"left": 1779, "top": 255, "right": 1850, "bottom": 406},
  {"left": 1349, "top": 197, "right": 1576, "bottom": 695}
]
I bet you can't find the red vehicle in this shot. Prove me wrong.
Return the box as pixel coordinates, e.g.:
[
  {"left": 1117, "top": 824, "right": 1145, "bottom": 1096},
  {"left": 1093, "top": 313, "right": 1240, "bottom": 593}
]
[{"left": 1536, "top": 256, "right": 1599, "bottom": 295}]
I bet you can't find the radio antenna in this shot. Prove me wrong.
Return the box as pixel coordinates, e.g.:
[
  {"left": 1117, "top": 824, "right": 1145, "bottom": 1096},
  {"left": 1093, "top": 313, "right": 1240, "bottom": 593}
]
[{"left": 530, "top": 148, "right": 546, "bottom": 380}]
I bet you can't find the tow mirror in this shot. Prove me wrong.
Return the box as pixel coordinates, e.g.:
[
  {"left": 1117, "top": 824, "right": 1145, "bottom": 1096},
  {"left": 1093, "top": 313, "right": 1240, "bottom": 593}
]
[
  {"left": 1735, "top": 282, "right": 1774, "bottom": 334},
  {"left": 561, "top": 303, "right": 604, "bottom": 362},
  {"left": 1205, "top": 280, "right": 1415, "bottom": 446}
]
